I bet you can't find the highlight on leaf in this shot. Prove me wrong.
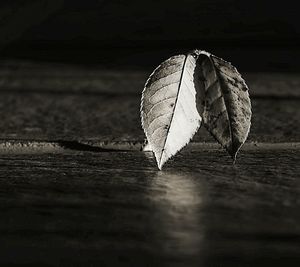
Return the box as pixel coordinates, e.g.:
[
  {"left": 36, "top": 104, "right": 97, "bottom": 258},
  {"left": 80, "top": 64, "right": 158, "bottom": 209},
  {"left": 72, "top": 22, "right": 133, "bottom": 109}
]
[
  {"left": 140, "top": 49, "right": 252, "bottom": 169},
  {"left": 141, "top": 52, "right": 201, "bottom": 170}
]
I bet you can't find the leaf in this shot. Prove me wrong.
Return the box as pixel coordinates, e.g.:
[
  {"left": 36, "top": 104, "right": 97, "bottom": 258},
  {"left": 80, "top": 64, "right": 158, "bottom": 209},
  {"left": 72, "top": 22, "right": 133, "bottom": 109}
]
[
  {"left": 141, "top": 52, "right": 201, "bottom": 169},
  {"left": 196, "top": 50, "right": 252, "bottom": 160}
]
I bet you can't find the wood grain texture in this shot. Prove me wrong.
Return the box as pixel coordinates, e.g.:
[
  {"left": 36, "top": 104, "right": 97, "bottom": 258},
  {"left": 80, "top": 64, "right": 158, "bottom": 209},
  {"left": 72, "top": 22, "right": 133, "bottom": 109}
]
[
  {"left": 0, "top": 64, "right": 299, "bottom": 266},
  {"left": 0, "top": 61, "right": 299, "bottom": 97},
  {"left": 0, "top": 148, "right": 299, "bottom": 266},
  {"left": 0, "top": 92, "right": 298, "bottom": 143}
]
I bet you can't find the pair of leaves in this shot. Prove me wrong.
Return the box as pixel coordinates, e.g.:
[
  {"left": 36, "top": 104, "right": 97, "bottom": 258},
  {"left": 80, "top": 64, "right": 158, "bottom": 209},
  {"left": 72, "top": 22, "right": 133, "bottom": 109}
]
[{"left": 141, "top": 50, "right": 252, "bottom": 170}]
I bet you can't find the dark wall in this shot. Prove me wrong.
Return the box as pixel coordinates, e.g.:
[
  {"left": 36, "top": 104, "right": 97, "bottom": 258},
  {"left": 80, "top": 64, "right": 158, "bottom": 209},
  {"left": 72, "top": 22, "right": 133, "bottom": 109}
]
[{"left": 0, "top": 0, "right": 299, "bottom": 71}]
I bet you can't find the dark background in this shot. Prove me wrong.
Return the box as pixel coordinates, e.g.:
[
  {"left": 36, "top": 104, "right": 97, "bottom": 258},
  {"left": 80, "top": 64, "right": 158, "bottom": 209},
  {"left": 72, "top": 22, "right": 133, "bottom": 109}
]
[
  {"left": 0, "top": 0, "right": 299, "bottom": 71},
  {"left": 0, "top": 2, "right": 299, "bottom": 266}
]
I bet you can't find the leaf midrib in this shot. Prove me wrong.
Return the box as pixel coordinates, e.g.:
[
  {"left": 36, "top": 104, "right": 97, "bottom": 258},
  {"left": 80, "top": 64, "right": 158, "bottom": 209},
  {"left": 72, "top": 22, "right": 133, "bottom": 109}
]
[
  {"left": 208, "top": 55, "right": 235, "bottom": 157},
  {"left": 158, "top": 55, "right": 189, "bottom": 167}
]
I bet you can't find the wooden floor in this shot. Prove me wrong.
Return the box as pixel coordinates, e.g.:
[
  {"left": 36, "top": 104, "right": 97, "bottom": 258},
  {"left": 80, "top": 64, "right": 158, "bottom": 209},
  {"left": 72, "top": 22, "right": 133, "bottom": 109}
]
[{"left": 0, "top": 61, "right": 299, "bottom": 266}]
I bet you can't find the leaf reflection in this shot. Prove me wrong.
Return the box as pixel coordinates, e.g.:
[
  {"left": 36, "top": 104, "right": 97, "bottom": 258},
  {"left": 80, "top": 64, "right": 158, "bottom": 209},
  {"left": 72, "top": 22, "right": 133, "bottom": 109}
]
[{"left": 148, "top": 171, "right": 205, "bottom": 257}]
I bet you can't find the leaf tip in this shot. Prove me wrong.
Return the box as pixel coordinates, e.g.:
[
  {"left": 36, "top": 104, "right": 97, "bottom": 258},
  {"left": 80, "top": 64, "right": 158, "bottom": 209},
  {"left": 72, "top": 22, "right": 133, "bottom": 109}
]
[
  {"left": 232, "top": 152, "right": 237, "bottom": 164},
  {"left": 226, "top": 143, "right": 239, "bottom": 163},
  {"left": 157, "top": 156, "right": 166, "bottom": 170}
]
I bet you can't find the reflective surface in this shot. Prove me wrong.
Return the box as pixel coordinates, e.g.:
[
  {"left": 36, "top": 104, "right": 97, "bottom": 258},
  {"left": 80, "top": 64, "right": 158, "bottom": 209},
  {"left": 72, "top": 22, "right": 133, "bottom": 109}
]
[{"left": 0, "top": 148, "right": 299, "bottom": 266}]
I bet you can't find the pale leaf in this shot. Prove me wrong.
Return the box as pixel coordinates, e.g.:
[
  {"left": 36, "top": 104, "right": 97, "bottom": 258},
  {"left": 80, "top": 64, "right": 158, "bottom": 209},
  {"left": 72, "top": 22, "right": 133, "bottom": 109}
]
[
  {"left": 196, "top": 50, "right": 252, "bottom": 161},
  {"left": 141, "top": 52, "right": 201, "bottom": 169}
]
